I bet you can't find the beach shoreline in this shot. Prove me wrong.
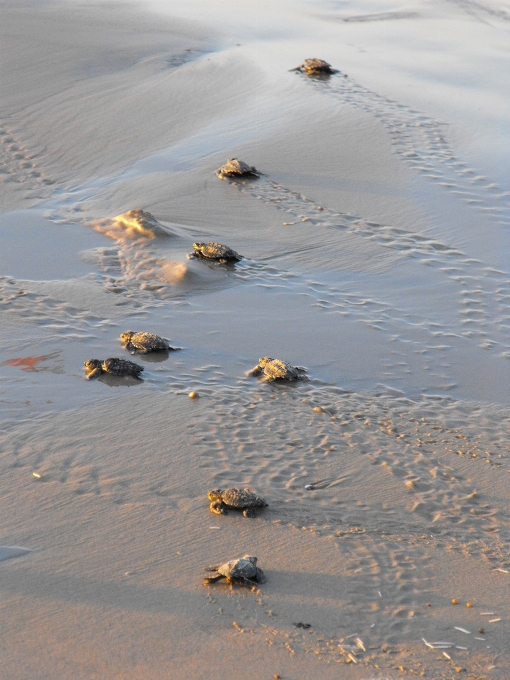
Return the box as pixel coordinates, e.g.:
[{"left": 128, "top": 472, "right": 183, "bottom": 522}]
[{"left": 0, "top": 0, "right": 509, "bottom": 677}]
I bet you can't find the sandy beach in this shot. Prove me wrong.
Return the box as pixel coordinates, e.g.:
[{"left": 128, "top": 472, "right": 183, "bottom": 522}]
[{"left": 1, "top": 0, "right": 509, "bottom": 677}]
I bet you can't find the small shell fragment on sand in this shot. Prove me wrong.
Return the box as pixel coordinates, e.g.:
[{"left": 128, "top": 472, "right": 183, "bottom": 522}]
[
  {"left": 442, "top": 652, "right": 451, "bottom": 660},
  {"left": 451, "top": 598, "right": 458, "bottom": 605},
  {"left": 347, "top": 653, "right": 357, "bottom": 664},
  {"left": 209, "top": 526, "right": 221, "bottom": 530},
  {"left": 456, "top": 646, "right": 468, "bottom": 650},
  {"left": 480, "top": 612, "right": 495, "bottom": 616},
  {"left": 354, "top": 638, "right": 365, "bottom": 651},
  {"left": 32, "top": 472, "right": 41, "bottom": 479},
  {"left": 454, "top": 627, "right": 471, "bottom": 634},
  {"left": 304, "top": 484, "right": 315, "bottom": 490},
  {"left": 189, "top": 391, "right": 199, "bottom": 399},
  {"left": 488, "top": 618, "right": 501, "bottom": 623},
  {"left": 474, "top": 637, "right": 486, "bottom": 641},
  {"left": 494, "top": 568, "right": 509, "bottom": 573}
]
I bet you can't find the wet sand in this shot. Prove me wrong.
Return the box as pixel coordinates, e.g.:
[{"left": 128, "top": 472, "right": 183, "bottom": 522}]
[{"left": 0, "top": 0, "right": 509, "bottom": 678}]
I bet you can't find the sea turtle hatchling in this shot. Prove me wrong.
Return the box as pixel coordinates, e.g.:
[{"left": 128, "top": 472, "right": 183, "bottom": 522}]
[
  {"left": 187, "top": 242, "right": 242, "bottom": 263},
  {"left": 215, "top": 158, "right": 259, "bottom": 180},
  {"left": 84, "top": 358, "right": 144, "bottom": 380},
  {"left": 204, "top": 555, "right": 266, "bottom": 586},
  {"left": 120, "top": 331, "right": 177, "bottom": 354},
  {"left": 290, "top": 58, "right": 338, "bottom": 75},
  {"left": 208, "top": 488, "right": 268, "bottom": 518},
  {"left": 247, "top": 357, "right": 306, "bottom": 382}
]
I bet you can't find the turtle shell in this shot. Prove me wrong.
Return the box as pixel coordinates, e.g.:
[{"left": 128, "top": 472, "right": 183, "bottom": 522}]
[
  {"left": 193, "top": 242, "right": 241, "bottom": 261},
  {"left": 220, "top": 488, "right": 267, "bottom": 509},
  {"left": 215, "top": 158, "right": 258, "bottom": 178},
  {"left": 301, "top": 58, "right": 334, "bottom": 73},
  {"left": 101, "top": 358, "right": 144, "bottom": 376},
  {"left": 121, "top": 331, "right": 169, "bottom": 352},
  {"left": 217, "top": 555, "right": 266, "bottom": 583},
  {"left": 260, "top": 357, "right": 300, "bottom": 381}
]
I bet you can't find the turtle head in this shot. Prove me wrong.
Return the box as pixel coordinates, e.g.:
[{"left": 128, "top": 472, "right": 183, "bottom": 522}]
[
  {"left": 84, "top": 359, "right": 102, "bottom": 370},
  {"left": 258, "top": 357, "right": 273, "bottom": 367},
  {"left": 241, "top": 555, "right": 258, "bottom": 566},
  {"left": 120, "top": 331, "right": 135, "bottom": 344},
  {"left": 208, "top": 489, "right": 223, "bottom": 502},
  {"left": 84, "top": 359, "right": 103, "bottom": 379},
  {"left": 193, "top": 242, "right": 206, "bottom": 252}
]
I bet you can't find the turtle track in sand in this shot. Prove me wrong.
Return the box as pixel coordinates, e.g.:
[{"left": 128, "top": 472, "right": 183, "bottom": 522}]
[
  {"left": 305, "top": 71, "right": 510, "bottom": 229},
  {"left": 222, "top": 175, "right": 510, "bottom": 361},
  {"left": 192, "top": 386, "right": 510, "bottom": 570},
  {"left": 194, "top": 385, "right": 509, "bottom": 671},
  {"left": 0, "top": 124, "right": 56, "bottom": 208}
]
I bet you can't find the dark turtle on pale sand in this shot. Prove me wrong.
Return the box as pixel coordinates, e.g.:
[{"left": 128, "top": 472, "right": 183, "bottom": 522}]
[
  {"left": 215, "top": 158, "right": 259, "bottom": 180},
  {"left": 290, "top": 58, "right": 337, "bottom": 75},
  {"left": 187, "top": 242, "right": 242, "bottom": 263},
  {"left": 84, "top": 358, "right": 144, "bottom": 380},
  {"left": 208, "top": 488, "right": 268, "bottom": 518},
  {"left": 204, "top": 555, "right": 266, "bottom": 586},
  {"left": 120, "top": 331, "right": 176, "bottom": 354},
  {"left": 247, "top": 357, "right": 306, "bottom": 382}
]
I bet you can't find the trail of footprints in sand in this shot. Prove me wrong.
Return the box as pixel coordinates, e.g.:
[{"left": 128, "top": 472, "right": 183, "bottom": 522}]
[
  {"left": 0, "top": 275, "right": 117, "bottom": 337},
  {"left": 229, "top": 175, "right": 510, "bottom": 358},
  {"left": 194, "top": 388, "right": 509, "bottom": 665},
  {"left": 192, "top": 388, "right": 509, "bottom": 566},
  {"left": 0, "top": 125, "right": 56, "bottom": 199},
  {"left": 203, "top": 537, "right": 436, "bottom": 668},
  {"left": 312, "top": 73, "right": 510, "bottom": 228}
]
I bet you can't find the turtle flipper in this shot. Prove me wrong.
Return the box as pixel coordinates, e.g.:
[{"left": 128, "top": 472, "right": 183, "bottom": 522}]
[
  {"left": 233, "top": 577, "right": 259, "bottom": 588},
  {"left": 204, "top": 574, "right": 224, "bottom": 584},
  {"left": 86, "top": 368, "right": 102, "bottom": 380},
  {"left": 243, "top": 507, "right": 257, "bottom": 518},
  {"left": 255, "top": 568, "right": 267, "bottom": 584},
  {"left": 246, "top": 364, "right": 263, "bottom": 377},
  {"left": 210, "top": 501, "right": 227, "bottom": 515}
]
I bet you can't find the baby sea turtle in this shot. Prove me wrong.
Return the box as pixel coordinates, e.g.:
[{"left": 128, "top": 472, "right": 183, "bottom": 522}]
[
  {"left": 120, "top": 331, "right": 176, "bottom": 354},
  {"left": 247, "top": 357, "right": 306, "bottom": 382},
  {"left": 204, "top": 555, "right": 266, "bottom": 586},
  {"left": 187, "top": 242, "right": 242, "bottom": 263},
  {"left": 208, "top": 488, "right": 268, "bottom": 518},
  {"left": 84, "top": 358, "right": 144, "bottom": 380},
  {"left": 290, "top": 58, "right": 337, "bottom": 75},
  {"left": 215, "top": 158, "right": 259, "bottom": 180}
]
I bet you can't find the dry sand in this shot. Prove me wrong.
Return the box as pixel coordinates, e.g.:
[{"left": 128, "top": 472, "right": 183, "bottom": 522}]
[{"left": 0, "top": 0, "right": 509, "bottom": 678}]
